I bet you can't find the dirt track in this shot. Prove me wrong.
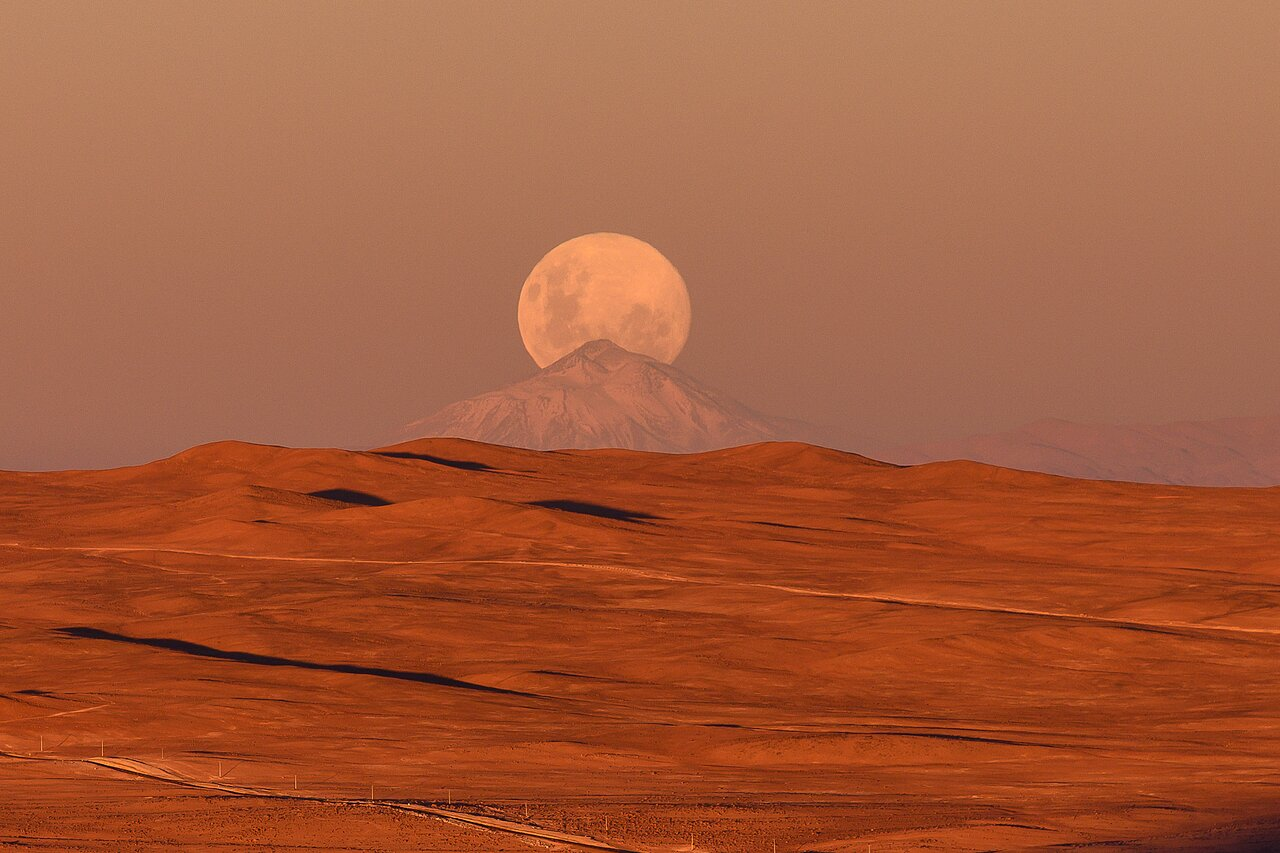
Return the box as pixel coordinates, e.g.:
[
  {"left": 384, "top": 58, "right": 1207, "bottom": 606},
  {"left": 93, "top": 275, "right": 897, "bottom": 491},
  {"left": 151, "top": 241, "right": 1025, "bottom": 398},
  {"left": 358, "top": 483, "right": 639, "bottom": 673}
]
[
  {"left": 8, "top": 541, "right": 1277, "bottom": 640},
  {"left": 0, "top": 748, "right": 647, "bottom": 852}
]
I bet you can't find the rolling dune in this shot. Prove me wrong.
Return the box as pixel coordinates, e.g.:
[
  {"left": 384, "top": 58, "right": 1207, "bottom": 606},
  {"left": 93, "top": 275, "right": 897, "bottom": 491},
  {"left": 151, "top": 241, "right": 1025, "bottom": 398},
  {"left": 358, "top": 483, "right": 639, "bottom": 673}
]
[{"left": 1, "top": 439, "right": 1278, "bottom": 850}]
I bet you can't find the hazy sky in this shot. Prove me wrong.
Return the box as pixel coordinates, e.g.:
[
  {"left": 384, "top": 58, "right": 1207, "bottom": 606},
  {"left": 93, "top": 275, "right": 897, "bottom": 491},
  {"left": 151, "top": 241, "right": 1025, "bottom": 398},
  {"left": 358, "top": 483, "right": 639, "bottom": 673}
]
[{"left": 3, "top": 2, "right": 1277, "bottom": 470}]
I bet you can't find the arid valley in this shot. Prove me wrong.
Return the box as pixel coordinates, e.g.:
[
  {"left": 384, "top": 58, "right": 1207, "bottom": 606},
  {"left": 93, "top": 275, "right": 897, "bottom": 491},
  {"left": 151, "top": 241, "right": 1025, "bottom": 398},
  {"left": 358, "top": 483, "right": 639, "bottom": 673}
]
[{"left": 2, "top": 438, "right": 1278, "bottom": 851}]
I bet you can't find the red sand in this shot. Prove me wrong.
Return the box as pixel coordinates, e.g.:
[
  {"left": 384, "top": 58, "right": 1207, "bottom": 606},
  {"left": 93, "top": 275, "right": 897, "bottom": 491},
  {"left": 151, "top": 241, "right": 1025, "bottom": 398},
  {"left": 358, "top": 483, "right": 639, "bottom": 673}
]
[{"left": 1, "top": 439, "right": 1278, "bottom": 851}]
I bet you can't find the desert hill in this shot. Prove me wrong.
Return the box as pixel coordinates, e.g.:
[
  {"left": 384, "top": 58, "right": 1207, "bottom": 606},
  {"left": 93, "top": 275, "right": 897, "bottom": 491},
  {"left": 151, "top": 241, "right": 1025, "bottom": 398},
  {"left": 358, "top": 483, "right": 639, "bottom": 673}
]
[
  {"left": 1, "top": 440, "right": 1279, "bottom": 850},
  {"left": 887, "top": 415, "right": 1280, "bottom": 487},
  {"left": 402, "top": 339, "right": 825, "bottom": 452}
]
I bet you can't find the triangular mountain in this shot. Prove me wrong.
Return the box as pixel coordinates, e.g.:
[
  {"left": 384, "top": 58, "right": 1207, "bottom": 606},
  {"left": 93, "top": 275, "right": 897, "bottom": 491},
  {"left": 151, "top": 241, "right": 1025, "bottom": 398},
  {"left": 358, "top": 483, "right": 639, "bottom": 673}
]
[{"left": 401, "top": 340, "right": 824, "bottom": 453}]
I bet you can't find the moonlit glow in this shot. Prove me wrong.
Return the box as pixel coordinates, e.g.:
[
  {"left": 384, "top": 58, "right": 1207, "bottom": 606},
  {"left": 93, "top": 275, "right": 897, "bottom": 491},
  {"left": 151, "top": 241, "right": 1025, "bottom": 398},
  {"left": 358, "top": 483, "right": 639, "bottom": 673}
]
[{"left": 518, "top": 233, "right": 692, "bottom": 368}]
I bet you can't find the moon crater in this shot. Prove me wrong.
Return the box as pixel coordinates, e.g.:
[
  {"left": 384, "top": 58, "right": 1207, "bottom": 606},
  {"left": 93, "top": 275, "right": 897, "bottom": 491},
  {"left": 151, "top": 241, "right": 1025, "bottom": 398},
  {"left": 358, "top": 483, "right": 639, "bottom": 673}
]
[{"left": 518, "top": 233, "right": 691, "bottom": 368}]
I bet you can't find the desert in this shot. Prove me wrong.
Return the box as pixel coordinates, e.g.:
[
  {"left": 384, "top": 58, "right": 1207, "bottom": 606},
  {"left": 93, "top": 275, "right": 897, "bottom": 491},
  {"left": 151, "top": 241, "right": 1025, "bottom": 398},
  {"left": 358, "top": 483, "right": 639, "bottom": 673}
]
[
  {"left": 3, "top": 438, "right": 1278, "bottom": 850},
  {"left": 5, "top": 4, "right": 1277, "bottom": 850}
]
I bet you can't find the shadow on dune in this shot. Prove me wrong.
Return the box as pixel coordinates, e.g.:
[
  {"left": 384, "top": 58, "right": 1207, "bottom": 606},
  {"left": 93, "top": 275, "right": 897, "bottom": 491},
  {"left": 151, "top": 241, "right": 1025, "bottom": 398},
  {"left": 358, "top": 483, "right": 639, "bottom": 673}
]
[
  {"left": 526, "top": 499, "right": 661, "bottom": 523},
  {"left": 1195, "top": 839, "right": 1280, "bottom": 853},
  {"left": 306, "top": 488, "right": 393, "bottom": 507},
  {"left": 1149, "top": 820, "right": 1280, "bottom": 853},
  {"left": 1052, "top": 816, "right": 1280, "bottom": 852},
  {"left": 376, "top": 451, "right": 496, "bottom": 471},
  {"left": 54, "top": 627, "right": 533, "bottom": 697}
]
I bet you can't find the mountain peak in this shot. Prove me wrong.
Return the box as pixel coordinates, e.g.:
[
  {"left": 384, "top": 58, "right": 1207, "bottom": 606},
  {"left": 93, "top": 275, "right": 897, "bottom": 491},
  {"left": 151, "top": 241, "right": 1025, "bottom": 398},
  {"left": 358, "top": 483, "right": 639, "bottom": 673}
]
[
  {"left": 558, "top": 338, "right": 635, "bottom": 362},
  {"left": 401, "top": 340, "right": 824, "bottom": 453},
  {"left": 543, "top": 339, "right": 658, "bottom": 376}
]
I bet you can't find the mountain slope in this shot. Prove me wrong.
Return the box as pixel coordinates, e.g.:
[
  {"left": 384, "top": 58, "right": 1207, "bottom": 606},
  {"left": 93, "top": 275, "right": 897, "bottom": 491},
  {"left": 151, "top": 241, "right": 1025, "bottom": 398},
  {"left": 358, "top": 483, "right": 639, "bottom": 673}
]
[
  {"left": 401, "top": 339, "right": 823, "bottom": 452},
  {"left": 885, "top": 415, "right": 1280, "bottom": 486}
]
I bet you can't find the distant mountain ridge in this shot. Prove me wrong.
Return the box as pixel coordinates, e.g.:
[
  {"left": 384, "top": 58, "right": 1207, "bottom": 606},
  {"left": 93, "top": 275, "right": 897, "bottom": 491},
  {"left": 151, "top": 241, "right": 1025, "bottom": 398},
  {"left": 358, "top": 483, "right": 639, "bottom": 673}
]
[
  {"left": 402, "top": 339, "right": 824, "bottom": 453},
  {"left": 401, "top": 341, "right": 1280, "bottom": 486},
  {"left": 885, "top": 416, "right": 1280, "bottom": 487}
]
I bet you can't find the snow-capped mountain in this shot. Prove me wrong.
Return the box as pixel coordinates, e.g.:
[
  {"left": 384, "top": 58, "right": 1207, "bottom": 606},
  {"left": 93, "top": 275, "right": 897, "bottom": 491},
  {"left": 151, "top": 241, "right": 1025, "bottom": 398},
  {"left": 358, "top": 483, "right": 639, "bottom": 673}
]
[{"left": 401, "top": 340, "right": 823, "bottom": 453}]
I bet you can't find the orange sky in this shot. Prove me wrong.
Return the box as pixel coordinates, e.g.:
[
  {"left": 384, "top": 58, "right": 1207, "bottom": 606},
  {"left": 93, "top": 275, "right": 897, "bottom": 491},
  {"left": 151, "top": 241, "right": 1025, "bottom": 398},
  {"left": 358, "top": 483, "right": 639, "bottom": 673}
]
[{"left": 2, "top": 2, "right": 1277, "bottom": 469}]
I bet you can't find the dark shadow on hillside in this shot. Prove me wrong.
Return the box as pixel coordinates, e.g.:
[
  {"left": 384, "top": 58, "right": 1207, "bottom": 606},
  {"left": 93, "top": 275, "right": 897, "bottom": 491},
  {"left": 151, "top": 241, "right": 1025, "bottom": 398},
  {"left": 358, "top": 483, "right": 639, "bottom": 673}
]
[
  {"left": 751, "top": 520, "right": 829, "bottom": 532},
  {"left": 377, "top": 451, "right": 495, "bottom": 471},
  {"left": 1125, "top": 816, "right": 1280, "bottom": 852},
  {"left": 527, "top": 499, "right": 662, "bottom": 523},
  {"left": 54, "top": 627, "right": 533, "bottom": 697},
  {"left": 307, "top": 488, "right": 392, "bottom": 507}
]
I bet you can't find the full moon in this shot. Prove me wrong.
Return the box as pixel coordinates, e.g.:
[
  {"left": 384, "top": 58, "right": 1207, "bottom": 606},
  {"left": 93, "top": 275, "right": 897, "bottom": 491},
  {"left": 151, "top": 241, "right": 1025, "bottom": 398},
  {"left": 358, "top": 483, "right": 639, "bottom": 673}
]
[{"left": 518, "top": 233, "right": 691, "bottom": 368}]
